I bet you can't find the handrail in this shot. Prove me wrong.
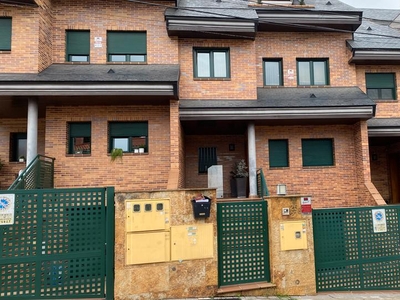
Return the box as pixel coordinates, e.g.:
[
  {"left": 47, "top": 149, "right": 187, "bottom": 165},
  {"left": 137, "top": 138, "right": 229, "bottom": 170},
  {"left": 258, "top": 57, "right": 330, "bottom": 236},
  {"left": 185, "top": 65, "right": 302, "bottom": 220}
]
[
  {"left": 8, "top": 154, "right": 55, "bottom": 190},
  {"left": 257, "top": 168, "right": 269, "bottom": 198}
]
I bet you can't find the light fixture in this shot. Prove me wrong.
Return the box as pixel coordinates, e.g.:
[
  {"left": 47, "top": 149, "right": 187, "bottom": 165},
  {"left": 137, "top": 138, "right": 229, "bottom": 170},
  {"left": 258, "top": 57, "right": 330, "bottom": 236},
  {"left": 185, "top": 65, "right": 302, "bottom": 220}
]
[{"left": 277, "top": 184, "right": 287, "bottom": 195}]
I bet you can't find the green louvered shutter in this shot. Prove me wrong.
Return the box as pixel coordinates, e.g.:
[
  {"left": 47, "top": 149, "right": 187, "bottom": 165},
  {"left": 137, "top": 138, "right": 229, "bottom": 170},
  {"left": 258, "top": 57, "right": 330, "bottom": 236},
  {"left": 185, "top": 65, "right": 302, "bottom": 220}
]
[
  {"left": 69, "top": 122, "right": 91, "bottom": 137},
  {"left": 366, "top": 73, "right": 395, "bottom": 89},
  {"left": 0, "top": 18, "right": 12, "bottom": 51},
  {"left": 107, "top": 31, "right": 146, "bottom": 54},
  {"left": 66, "top": 30, "right": 90, "bottom": 61},
  {"left": 302, "top": 139, "right": 334, "bottom": 167},
  {"left": 269, "top": 140, "right": 289, "bottom": 167},
  {"left": 109, "top": 122, "right": 148, "bottom": 137}
]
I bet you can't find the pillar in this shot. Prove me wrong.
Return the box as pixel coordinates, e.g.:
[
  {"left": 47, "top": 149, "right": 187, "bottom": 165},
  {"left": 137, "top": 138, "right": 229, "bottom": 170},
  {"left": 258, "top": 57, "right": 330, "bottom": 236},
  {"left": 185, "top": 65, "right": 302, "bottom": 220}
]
[
  {"left": 26, "top": 97, "right": 38, "bottom": 165},
  {"left": 247, "top": 122, "right": 257, "bottom": 198}
]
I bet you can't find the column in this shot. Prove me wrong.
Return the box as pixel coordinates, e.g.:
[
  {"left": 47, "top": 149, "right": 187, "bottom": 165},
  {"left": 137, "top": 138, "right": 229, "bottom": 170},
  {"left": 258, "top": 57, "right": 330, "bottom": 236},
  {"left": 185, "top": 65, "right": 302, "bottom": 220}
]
[
  {"left": 247, "top": 122, "right": 257, "bottom": 198},
  {"left": 26, "top": 97, "right": 38, "bottom": 165}
]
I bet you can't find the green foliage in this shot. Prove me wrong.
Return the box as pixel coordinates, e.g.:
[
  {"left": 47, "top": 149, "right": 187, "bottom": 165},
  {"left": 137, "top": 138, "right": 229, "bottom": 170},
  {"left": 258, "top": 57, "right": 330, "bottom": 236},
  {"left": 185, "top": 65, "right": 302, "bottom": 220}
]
[
  {"left": 110, "top": 148, "right": 123, "bottom": 162},
  {"left": 231, "top": 159, "right": 249, "bottom": 178}
]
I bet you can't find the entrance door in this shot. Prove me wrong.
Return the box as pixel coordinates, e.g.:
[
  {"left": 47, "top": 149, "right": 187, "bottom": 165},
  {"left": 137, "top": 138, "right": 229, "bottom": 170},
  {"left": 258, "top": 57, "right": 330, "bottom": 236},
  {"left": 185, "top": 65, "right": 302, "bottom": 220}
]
[
  {"left": 389, "top": 153, "right": 400, "bottom": 204},
  {"left": 217, "top": 200, "right": 270, "bottom": 286}
]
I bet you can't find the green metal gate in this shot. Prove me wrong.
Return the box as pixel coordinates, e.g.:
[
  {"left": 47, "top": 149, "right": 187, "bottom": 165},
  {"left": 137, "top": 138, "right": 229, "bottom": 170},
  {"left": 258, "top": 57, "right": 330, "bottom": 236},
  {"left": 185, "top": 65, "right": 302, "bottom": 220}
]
[
  {"left": 0, "top": 187, "right": 115, "bottom": 299},
  {"left": 217, "top": 200, "right": 270, "bottom": 287},
  {"left": 313, "top": 206, "right": 400, "bottom": 291}
]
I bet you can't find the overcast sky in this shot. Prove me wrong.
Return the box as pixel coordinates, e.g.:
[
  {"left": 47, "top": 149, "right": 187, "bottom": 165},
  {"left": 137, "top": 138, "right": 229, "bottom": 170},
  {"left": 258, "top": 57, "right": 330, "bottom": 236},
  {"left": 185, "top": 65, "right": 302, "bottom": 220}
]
[{"left": 340, "top": 0, "right": 400, "bottom": 9}]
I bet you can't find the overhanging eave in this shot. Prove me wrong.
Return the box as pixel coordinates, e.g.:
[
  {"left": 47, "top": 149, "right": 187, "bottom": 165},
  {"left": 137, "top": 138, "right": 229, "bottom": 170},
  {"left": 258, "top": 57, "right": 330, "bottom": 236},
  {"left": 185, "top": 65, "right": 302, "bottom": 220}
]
[{"left": 180, "top": 107, "right": 374, "bottom": 121}]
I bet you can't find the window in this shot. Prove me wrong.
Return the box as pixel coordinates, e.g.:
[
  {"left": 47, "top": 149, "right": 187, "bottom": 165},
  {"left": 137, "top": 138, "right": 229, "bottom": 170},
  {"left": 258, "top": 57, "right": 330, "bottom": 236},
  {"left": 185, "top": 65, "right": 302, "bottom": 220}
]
[
  {"left": 198, "top": 147, "right": 217, "bottom": 173},
  {"left": 366, "top": 73, "right": 396, "bottom": 100},
  {"left": 66, "top": 30, "right": 90, "bottom": 62},
  {"left": 302, "top": 139, "right": 334, "bottom": 167},
  {"left": 297, "top": 59, "right": 329, "bottom": 86},
  {"left": 269, "top": 140, "right": 289, "bottom": 167},
  {"left": 264, "top": 59, "right": 283, "bottom": 86},
  {"left": 109, "top": 122, "right": 148, "bottom": 153},
  {"left": 68, "top": 122, "right": 91, "bottom": 154},
  {"left": 194, "top": 48, "right": 230, "bottom": 78},
  {"left": 0, "top": 18, "right": 12, "bottom": 51},
  {"left": 10, "top": 133, "right": 26, "bottom": 162},
  {"left": 107, "top": 31, "right": 146, "bottom": 62}
]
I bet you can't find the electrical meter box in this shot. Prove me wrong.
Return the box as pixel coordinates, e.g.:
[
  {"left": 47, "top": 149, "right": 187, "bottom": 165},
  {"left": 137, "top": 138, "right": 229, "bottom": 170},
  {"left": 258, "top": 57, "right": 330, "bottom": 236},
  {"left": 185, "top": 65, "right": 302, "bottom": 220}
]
[
  {"left": 126, "top": 231, "right": 170, "bottom": 265},
  {"left": 280, "top": 221, "right": 307, "bottom": 251},
  {"left": 126, "top": 199, "right": 170, "bottom": 232},
  {"left": 170, "top": 224, "right": 214, "bottom": 261}
]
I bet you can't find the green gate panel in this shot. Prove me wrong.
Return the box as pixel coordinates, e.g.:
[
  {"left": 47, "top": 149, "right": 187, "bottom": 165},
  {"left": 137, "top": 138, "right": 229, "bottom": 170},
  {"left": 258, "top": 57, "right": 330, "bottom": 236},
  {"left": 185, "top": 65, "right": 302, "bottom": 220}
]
[
  {"left": 217, "top": 201, "right": 270, "bottom": 286},
  {"left": 313, "top": 206, "right": 400, "bottom": 292},
  {"left": 0, "top": 187, "right": 114, "bottom": 300}
]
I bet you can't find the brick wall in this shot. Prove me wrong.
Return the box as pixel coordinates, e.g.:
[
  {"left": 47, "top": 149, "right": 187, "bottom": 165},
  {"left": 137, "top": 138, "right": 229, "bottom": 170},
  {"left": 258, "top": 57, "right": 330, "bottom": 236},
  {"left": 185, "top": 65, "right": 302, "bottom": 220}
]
[
  {"left": 255, "top": 32, "right": 356, "bottom": 87},
  {"left": 51, "top": 0, "right": 178, "bottom": 64},
  {"left": 37, "top": 0, "right": 53, "bottom": 71},
  {"left": 0, "top": 4, "right": 40, "bottom": 73},
  {"left": 179, "top": 39, "right": 257, "bottom": 99},
  {"left": 355, "top": 66, "right": 400, "bottom": 118},
  {"left": 255, "top": 124, "right": 369, "bottom": 208},
  {"left": 45, "top": 105, "right": 171, "bottom": 191}
]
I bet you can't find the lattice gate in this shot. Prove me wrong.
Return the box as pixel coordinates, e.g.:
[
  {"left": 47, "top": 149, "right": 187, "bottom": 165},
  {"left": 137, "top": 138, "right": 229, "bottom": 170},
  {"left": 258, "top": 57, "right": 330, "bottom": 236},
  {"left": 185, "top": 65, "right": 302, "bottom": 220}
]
[
  {"left": 217, "top": 200, "right": 270, "bottom": 286},
  {"left": 0, "top": 187, "right": 115, "bottom": 299},
  {"left": 313, "top": 206, "right": 400, "bottom": 291}
]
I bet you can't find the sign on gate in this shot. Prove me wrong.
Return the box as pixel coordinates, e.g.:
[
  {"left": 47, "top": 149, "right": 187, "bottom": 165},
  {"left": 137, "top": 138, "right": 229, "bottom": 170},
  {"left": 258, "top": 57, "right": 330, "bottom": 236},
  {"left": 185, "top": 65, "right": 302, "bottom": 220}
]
[
  {"left": 0, "top": 194, "right": 15, "bottom": 225},
  {"left": 372, "top": 208, "right": 387, "bottom": 233}
]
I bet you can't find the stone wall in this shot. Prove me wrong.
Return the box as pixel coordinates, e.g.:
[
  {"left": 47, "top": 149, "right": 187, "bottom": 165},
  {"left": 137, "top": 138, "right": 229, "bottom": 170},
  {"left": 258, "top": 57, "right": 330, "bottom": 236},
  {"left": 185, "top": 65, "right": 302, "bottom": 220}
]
[{"left": 114, "top": 189, "right": 218, "bottom": 300}]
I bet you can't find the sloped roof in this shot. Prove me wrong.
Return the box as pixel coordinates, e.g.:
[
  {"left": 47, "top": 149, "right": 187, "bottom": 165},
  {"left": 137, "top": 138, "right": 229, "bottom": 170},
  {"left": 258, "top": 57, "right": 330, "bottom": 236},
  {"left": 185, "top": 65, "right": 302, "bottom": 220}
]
[{"left": 180, "top": 87, "right": 375, "bottom": 121}]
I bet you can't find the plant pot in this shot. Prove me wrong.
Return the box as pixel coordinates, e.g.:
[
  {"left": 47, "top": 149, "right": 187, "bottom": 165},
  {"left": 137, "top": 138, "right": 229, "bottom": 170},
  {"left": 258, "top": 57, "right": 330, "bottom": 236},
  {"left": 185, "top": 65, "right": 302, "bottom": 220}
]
[
  {"left": 19, "top": 158, "right": 25, "bottom": 163},
  {"left": 139, "top": 148, "right": 145, "bottom": 153},
  {"left": 134, "top": 149, "right": 139, "bottom": 153},
  {"left": 235, "top": 177, "right": 247, "bottom": 198}
]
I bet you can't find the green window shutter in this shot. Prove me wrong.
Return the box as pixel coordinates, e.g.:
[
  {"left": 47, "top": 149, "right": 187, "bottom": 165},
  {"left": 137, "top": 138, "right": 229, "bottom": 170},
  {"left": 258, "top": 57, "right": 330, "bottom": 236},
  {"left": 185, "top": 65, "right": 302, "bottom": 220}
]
[
  {"left": 269, "top": 140, "right": 288, "bottom": 167},
  {"left": 302, "top": 139, "right": 333, "bottom": 166},
  {"left": 66, "top": 31, "right": 90, "bottom": 56},
  {"left": 366, "top": 73, "right": 395, "bottom": 89},
  {"left": 69, "top": 122, "right": 91, "bottom": 137},
  {"left": 198, "top": 147, "right": 217, "bottom": 173},
  {"left": 107, "top": 31, "right": 146, "bottom": 54},
  {"left": 0, "top": 18, "right": 12, "bottom": 51},
  {"left": 109, "top": 122, "right": 148, "bottom": 137}
]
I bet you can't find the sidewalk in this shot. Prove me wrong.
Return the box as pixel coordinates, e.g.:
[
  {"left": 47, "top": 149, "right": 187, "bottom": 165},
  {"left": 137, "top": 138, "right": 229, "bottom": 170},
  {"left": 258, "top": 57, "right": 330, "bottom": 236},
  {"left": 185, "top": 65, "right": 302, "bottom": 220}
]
[{"left": 165, "top": 291, "right": 400, "bottom": 299}]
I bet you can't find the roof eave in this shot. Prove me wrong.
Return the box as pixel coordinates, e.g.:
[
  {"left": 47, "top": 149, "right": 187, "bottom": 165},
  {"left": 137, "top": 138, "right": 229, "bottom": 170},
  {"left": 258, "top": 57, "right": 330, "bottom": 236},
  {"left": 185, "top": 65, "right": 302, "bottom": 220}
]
[
  {"left": 368, "top": 128, "right": 400, "bottom": 137},
  {"left": 180, "top": 106, "right": 375, "bottom": 121},
  {"left": 0, "top": 82, "right": 178, "bottom": 98},
  {"left": 349, "top": 50, "right": 400, "bottom": 64}
]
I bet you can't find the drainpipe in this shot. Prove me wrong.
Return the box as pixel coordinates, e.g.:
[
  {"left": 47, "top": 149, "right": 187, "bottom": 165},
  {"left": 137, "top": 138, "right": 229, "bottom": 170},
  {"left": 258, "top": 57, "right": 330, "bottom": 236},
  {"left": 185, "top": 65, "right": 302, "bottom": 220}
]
[
  {"left": 26, "top": 97, "right": 38, "bottom": 165},
  {"left": 247, "top": 122, "right": 257, "bottom": 198}
]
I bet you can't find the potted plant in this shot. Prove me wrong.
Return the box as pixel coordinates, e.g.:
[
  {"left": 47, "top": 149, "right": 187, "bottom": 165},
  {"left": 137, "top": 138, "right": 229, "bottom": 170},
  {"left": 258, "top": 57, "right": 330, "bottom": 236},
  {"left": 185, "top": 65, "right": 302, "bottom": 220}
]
[
  {"left": 110, "top": 148, "right": 123, "bottom": 162},
  {"left": 230, "top": 159, "right": 249, "bottom": 198},
  {"left": 138, "top": 145, "right": 146, "bottom": 153},
  {"left": 18, "top": 155, "right": 26, "bottom": 163}
]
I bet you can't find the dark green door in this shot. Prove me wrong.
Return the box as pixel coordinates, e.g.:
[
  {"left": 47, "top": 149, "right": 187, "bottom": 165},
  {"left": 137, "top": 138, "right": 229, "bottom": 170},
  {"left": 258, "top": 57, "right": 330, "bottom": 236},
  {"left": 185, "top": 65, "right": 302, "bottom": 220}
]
[
  {"left": 0, "top": 187, "right": 114, "bottom": 299},
  {"left": 217, "top": 200, "right": 270, "bottom": 286}
]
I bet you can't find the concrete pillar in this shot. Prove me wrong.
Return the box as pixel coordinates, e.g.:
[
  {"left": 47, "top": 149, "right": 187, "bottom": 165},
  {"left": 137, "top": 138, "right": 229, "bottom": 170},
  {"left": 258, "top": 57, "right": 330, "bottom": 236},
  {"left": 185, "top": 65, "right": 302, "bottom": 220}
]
[
  {"left": 247, "top": 122, "right": 257, "bottom": 198},
  {"left": 26, "top": 97, "right": 38, "bottom": 165}
]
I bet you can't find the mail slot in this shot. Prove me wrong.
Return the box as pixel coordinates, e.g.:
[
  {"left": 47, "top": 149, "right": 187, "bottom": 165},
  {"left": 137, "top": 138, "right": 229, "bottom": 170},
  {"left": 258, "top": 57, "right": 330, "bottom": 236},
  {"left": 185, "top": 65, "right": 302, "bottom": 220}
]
[{"left": 191, "top": 197, "right": 211, "bottom": 218}]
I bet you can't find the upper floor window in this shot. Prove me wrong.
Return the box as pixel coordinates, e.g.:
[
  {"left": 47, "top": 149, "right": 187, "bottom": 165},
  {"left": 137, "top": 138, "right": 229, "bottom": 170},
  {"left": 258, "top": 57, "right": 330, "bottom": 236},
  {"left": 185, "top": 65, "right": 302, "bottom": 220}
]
[
  {"left": 107, "top": 31, "right": 146, "bottom": 62},
  {"left": 269, "top": 139, "right": 289, "bottom": 168},
  {"left": 302, "top": 139, "right": 334, "bottom": 167},
  {"left": 68, "top": 122, "right": 91, "bottom": 154},
  {"left": 366, "top": 73, "right": 396, "bottom": 100},
  {"left": 66, "top": 30, "right": 90, "bottom": 62},
  {"left": 0, "top": 18, "right": 12, "bottom": 51},
  {"left": 109, "top": 122, "right": 148, "bottom": 153},
  {"left": 264, "top": 59, "right": 283, "bottom": 86},
  {"left": 194, "top": 48, "right": 230, "bottom": 79},
  {"left": 297, "top": 59, "right": 329, "bottom": 86},
  {"left": 10, "top": 133, "right": 26, "bottom": 162}
]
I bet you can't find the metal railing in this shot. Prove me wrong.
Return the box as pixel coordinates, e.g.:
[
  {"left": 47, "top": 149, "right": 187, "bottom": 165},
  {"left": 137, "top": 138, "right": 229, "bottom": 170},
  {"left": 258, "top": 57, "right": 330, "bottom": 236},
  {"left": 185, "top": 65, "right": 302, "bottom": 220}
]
[
  {"left": 8, "top": 155, "right": 55, "bottom": 190},
  {"left": 256, "top": 168, "right": 269, "bottom": 198}
]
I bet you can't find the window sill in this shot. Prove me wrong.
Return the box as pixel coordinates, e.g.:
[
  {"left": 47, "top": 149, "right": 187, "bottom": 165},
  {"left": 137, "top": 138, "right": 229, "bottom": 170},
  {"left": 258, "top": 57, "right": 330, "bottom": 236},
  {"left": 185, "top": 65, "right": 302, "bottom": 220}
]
[
  {"left": 0, "top": 51, "right": 11, "bottom": 54},
  {"left": 66, "top": 154, "right": 91, "bottom": 157},
  {"left": 64, "top": 62, "right": 90, "bottom": 64},
  {"left": 107, "top": 153, "right": 148, "bottom": 157},
  {"left": 106, "top": 62, "right": 147, "bottom": 65},
  {"left": 269, "top": 166, "right": 289, "bottom": 169},
  {"left": 302, "top": 165, "right": 335, "bottom": 169},
  {"left": 194, "top": 78, "right": 231, "bottom": 81}
]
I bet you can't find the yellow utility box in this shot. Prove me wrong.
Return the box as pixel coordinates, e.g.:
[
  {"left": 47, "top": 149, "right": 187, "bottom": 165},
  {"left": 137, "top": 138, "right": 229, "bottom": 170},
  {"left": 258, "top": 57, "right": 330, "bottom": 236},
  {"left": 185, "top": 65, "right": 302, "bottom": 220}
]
[
  {"left": 170, "top": 224, "right": 214, "bottom": 261},
  {"left": 126, "top": 199, "right": 170, "bottom": 232},
  {"left": 126, "top": 231, "right": 170, "bottom": 265},
  {"left": 280, "top": 221, "right": 307, "bottom": 251}
]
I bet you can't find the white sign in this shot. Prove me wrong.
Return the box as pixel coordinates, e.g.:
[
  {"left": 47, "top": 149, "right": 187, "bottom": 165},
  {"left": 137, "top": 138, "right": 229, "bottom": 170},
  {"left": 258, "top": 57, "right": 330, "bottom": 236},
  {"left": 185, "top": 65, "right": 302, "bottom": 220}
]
[
  {"left": 301, "top": 197, "right": 312, "bottom": 205},
  {"left": 0, "top": 194, "right": 15, "bottom": 225},
  {"left": 94, "top": 37, "right": 102, "bottom": 42},
  {"left": 372, "top": 209, "right": 387, "bottom": 233}
]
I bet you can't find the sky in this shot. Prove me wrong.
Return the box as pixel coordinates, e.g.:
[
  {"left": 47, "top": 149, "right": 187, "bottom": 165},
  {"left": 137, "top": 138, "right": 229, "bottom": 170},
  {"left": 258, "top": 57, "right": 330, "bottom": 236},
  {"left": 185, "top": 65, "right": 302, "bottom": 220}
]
[{"left": 340, "top": 0, "right": 400, "bottom": 9}]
